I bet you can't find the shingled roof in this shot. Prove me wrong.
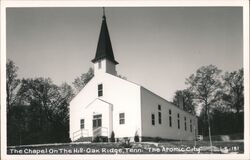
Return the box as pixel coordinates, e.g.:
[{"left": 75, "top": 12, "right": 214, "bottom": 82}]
[{"left": 91, "top": 15, "right": 119, "bottom": 65}]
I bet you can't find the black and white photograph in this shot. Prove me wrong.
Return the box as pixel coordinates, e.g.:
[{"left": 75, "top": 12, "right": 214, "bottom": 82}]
[{"left": 1, "top": 1, "right": 249, "bottom": 160}]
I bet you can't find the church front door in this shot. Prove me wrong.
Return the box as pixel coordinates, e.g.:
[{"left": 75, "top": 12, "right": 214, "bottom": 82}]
[{"left": 93, "top": 114, "right": 102, "bottom": 128}]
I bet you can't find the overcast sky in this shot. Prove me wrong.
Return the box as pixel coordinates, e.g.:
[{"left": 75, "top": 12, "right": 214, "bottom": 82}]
[{"left": 6, "top": 7, "right": 243, "bottom": 101}]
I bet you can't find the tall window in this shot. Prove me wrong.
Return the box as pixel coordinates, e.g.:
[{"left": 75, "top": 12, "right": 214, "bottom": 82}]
[
  {"left": 80, "top": 119, "right": 85, "bottom": 129},
  {"left": 158, "top": 112, "right": 162, "bottom": 124},
  {"left": 93, "top": 114, "right": 102, "bottom": 128},
  {"left": 158, "top": 105, "right": 162, "bottom": 124},
  {"left": 177, "top": 113, "right": 180, "bottom": 129},
  {"left": 151, "top": 114, "right": 155, "bottom": 125},
  {"left": 98, "top": 84, "right": 103, "bottom": 97},
  {"left": 98, "top": 61, "right": 102, "bottom": 69},
  {"left": 184, "top": 117, "right": 187, "bottom": 131},
  {"left": 119, "top": 113, "right": 125, "bottom": 124},
  {"left": 158, "top": 105, "right": 161, "bottom": 110},
  {"left": 169, "top": 109, "right": 172, "bottom": 127},
  {"left": 190, "top": 119, "right": 193, "bottom": 132}
]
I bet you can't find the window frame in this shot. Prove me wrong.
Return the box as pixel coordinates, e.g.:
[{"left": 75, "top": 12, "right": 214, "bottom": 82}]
[
  {"left": 190, "top": 119, "right": 193, "bottom": 132},
  {"left": 119, "top": 113, "right": 125, "bottom": 125},
  {"left": 98, "top": 84, "right": 103, "bottom": 97},
  {"left": 169, "top": 109, "right": 172, "bottom": 127},
  {"left": 158, "top": 112, "right": 162, "bottom": 124},
  {"left": 93, "top": 114, "right": 102, "bottom": 128},
  {"left": 158, "top": 105, "right": 161, "bottom": 111},
  {"left": 177, "top": 113, "right": 180, "bottom": 129},
  {"left": 80, "top": 119, "right": 85, "bottom": 129},
  {"left": 151, "top": 114, "right": 155, "bottom": 125},
  {"left": 184, "top": 117, "right": 187, "bottom": 131}
]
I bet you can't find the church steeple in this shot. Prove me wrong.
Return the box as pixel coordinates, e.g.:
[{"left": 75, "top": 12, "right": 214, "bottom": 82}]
[
  {"left": 92, "top": 8, "right": 118, "bottom": 65},
  {"left": 92, "top": 8, "right": 118, "bottom": 76}
]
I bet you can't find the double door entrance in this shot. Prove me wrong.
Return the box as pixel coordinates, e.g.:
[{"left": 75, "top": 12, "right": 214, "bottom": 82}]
[
  {"left": 92, "top": 114, "right": 108, "bottom": 138},
  {"left": 93, "top": 114, "right": 102, "bottom": 128}
]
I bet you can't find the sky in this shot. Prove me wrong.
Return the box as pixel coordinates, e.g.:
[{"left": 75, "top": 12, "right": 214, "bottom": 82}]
[{"left": 6, "top": 7, "right": 243, "bottom": 101}]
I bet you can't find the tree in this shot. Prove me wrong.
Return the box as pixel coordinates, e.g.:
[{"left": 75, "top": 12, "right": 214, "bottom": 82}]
[
  {"left": 6, "top": 59, "right": 20, "bottom": 111},
  {"left": 134, "top": 131, "right": 139, "bottom": 142},
  {"left": 73, "top": 68, "right": 94, "bottom": 93},
  {"left": 72, "top": 68, "right": 127, "bottom": 93},
  {"left": 51, "top": 83, "right": 74, "bottom": 142},
  {"left": 15, "top": 78, "right": 74, "bottom": 144},
  {"left": 186, "top": 65, "right": 222, "bottom": 152},
  {"left": 17, "top": 78, "right": 59, "bottom": 119},
  {"left": 117, "top": 74, "right": 127, "bottom": 80},
  {"left": 6, "top": 60, "right": 22, "bottom": 145},
  {"left": 6, "top": 60, "right": 74, "bottom": 145},
  {"left": 110, "top": 131, "right": 115, "bottom": 142},
  {"left": 173, "top": 89, "right": 195, "bottom": 114},
  {"left": 16, "top": 78, "right": 58, "bottom": 143},
  {"left": 209, "top": 108, "right": 244, "bottom": 135},
  {"left": 222, "top": 68, "right": 244, "bottom": 114},
  {"left": 221, "top": 68, "right": 244, "bottom": 133}
]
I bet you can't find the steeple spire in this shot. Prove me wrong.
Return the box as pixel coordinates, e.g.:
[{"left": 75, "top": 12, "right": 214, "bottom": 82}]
[
  {"left": 102, "top": 7, "right": 105, "bottom": 18},
  {"left": 92, "top": 8, "right": 118, "bottom": 65}
]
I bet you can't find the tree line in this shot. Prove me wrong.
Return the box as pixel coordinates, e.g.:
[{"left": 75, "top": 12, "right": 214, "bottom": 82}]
[
  {"left": 7, "top": 60, "right": 243, "bottom": 146},
  {"left": 172, "top": 65, "right": 244, "bottom": 139},
  {"left": 6, "top": 60, "right": 93, "bottom": 146}
]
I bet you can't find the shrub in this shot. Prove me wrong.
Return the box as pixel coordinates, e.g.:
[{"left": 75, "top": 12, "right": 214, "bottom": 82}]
[
  {"left": 102, "top": 137, "right": 108, "bottom": 142},
  {"left": 134, "top": 132, "right": 139, "bottom": 142},
  {"left": 92, "top": 136, "right": 109, "bottom": 143},
  {"left": 93, "top": 136, "right": 101, "bottom": 142},
  {"left": 119, "top": 138, "right": 132, "bottom": 148},
  {"left": 155, "top": 137, "right": 162, "bottom": 142},
  {"left": 119, "top": 142, "right": 132, "bottom": 148},
  {"left": 110, "top": 131, "right": 115, "bottom": 142}
]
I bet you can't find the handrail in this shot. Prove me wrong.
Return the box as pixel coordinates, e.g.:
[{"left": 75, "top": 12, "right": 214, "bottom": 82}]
[
  {"left": 73, "top": 127, "right": 109, "bottom": 141},
  {"left": 93, "top": 127, "right": 108, "bottom": 137},
  {"left": 73, "top": 129, "right": 89, "bottom": 141}
]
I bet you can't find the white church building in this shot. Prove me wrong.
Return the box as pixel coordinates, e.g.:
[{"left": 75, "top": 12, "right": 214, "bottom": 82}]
[{"left": 69, "top": 12, "right": 198, "bottom": 142}]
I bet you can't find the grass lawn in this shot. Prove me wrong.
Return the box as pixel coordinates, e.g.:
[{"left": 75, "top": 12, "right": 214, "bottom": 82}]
[{"left": 7, "top": 140, "right": 244, "bottom": 154}]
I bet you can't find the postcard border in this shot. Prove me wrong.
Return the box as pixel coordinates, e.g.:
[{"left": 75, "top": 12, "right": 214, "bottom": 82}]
[{"left": 1, "top": 1, "right": 249, "bottom": 160}]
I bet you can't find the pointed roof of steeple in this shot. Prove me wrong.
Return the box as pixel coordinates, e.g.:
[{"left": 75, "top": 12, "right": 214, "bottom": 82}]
[{"left": 92, "top": 9, "right": 118, "bottom": 65}]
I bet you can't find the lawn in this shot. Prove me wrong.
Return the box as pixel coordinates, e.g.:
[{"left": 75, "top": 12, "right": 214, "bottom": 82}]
[{"left": 7, "top": 140, "right": 244, "bottom": 154}]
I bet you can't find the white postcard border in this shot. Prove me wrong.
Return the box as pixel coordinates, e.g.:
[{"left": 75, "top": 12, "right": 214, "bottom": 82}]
[{"left": 1, "top": 1, "right": 249, "bottom": 160}]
